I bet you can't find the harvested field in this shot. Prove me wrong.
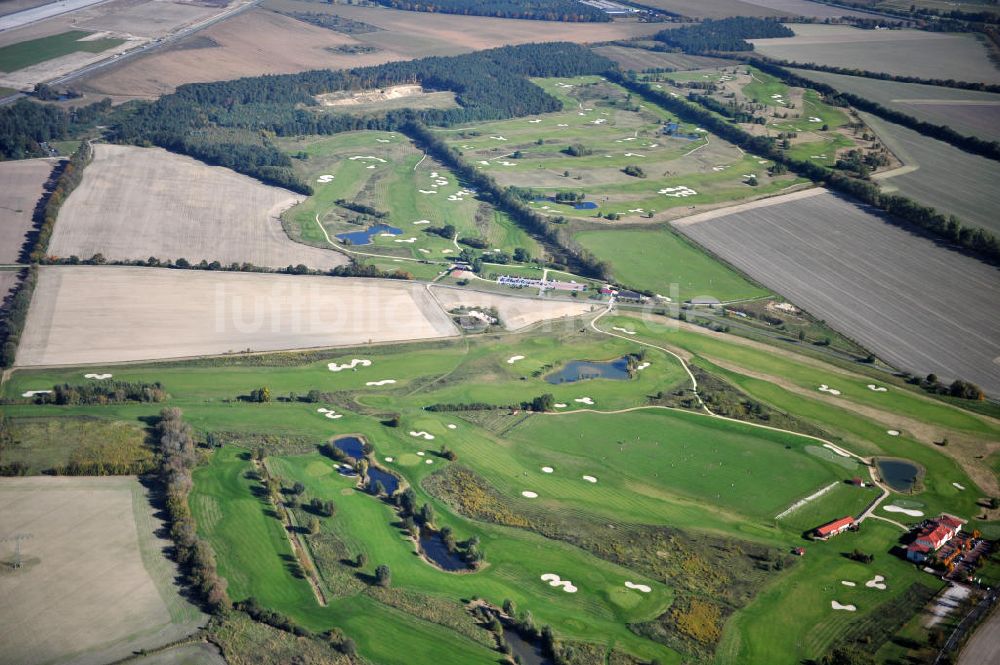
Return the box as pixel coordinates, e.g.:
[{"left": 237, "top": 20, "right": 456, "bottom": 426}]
[
  {"left": 429, "top": 285, "right": 594, "bottom": 330},
  {"left": 751, "top": 24, "right": 1000, "bottom": 84},
  {"left": 78, "top": 2, "right": 662, "bottom": 99},
  {"left": 0, "top": 270, "right": 21, "bottom": 303},
  {"left": 792, "top": 68, "right": 1000, "bottom": 142},
  {"left": 861, "top": 112, "right": 1000, "bottom": 235},
  {"left": 592, "top": 45, "right": 734, "bottom": 72},
  {"left": 48, "top": 144, "right": 346, "bottom": 270},
  {"left": 0, "top": 157, "right": 57, "bottom": 263},
  {"left": 674, "top": 190, "right": 1000, "bottom": 395},
  {"left": 633, "top": 0, "right": 881, "bottom": 17},
  {"left": 0, "top": 476, "right": 204, "bottom": 665},
  {"left": 15, "top": 266, "right": 459, "bottom": 365}
]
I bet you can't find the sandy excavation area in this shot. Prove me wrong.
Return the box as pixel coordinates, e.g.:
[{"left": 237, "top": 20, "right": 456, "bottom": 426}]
[
  {"left": 78, "top": 2, "right": 662, "bottom": 99},
  {"left": 48, "top": 144, "right": 346, "bottom": 270},
  {"left": 0, "top": 476, "right": 204, "bottom": 665},
  {"left": 16, "top": 266, "right": 459, "bottom": 365},
  {"left": 0, "top": 157, "right": 58, "bottom": 263},
  {"left": 430, "top": 286, "right": 594, "bottom": 330}
]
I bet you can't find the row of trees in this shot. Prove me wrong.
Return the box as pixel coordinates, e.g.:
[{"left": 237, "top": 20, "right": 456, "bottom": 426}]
[
  {"left": 156, "top": 407, "right": 231, "bottom": 612},
  {"left": 609, "top": 71, "right": 1000, "bottom": 263},
  {"left": 373, "top": 0, "right": 610, "bottom": 22},
  {"left": 31, "top": 141, "right": 93, "bottom": 262},
  {"left": 761, "top": 56, "right": 1000, "bottom": 93},
  {"left": 0, "top": 267, "right": 35, "bottom": 367},
  {"left": 653, "top": 17, "right": 794, "bottom": 54},
  {"left": 32, "top": 380, "right": 168, "bottom": 405},
  {"left": 749, "top": 59, "right": 1000, "bottom": 162}
]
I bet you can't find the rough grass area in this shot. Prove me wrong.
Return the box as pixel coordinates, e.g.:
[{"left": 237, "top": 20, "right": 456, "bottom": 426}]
[
  {"left": 575, "top": 227, "right": 768, "bottom": 302},
  {"left": 0, "top": 30, "right": 124, "bottom": 72},
  {"left": 3, "top": 416, "right": 153, "bottom": 475}
]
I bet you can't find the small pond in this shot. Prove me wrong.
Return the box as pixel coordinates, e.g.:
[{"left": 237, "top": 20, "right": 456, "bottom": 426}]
[
  {"left": 335, "top": 223, "right": 402, "bottom": 246},
  {"left": 419, "top": 530, "right": 469, "bottom": 571},
  {"left": 503, "top": 626, "right": 552, "bottom": 665},
  {"left": 573, "top": 201, "right": 598, "bottom": 210},
  {"left": 545, "top": 357, "right": 631, "bottom": 384},
  {"left": 333, "top": 435, "right": 398, "bottom": 495},
  {"left": 876, "top": 458, "right": 921, "bottom": 493}
]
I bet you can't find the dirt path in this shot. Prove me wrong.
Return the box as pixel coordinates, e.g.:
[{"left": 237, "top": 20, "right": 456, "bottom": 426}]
[{"left": 958, "top": 600, "right": 1000, "bottom": 665}]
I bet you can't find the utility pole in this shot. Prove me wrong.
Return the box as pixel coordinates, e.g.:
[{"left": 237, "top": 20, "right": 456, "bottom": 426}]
[{"left": 0, "top": 533, "right": 33, "bottom": 569}]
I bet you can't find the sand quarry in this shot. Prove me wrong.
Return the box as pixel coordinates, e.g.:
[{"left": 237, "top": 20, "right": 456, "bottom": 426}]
[
  {"left": 15, "top": 266, "right": 459, "bottom": 366},
  {"left": 0, "top": 476, "right": 203, "bottom": 665},
  {"left": 48, "top": 144, "right": 346, "bottom": 271}
]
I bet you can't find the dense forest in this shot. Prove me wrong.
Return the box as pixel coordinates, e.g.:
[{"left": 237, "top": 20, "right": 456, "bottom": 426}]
[
  {"left": 0, "top": 98, "right": 110, "bottom": 160},
  {"left": 107, "top": 43, "right": 613, "bottom": 193},
  {"left": 749, "top": 59, "right": 1000, "bottom": 162},
  {"left": 653, "top": 17, "right": 793, "bottom": 54},
  {"left": 372, "top": 0, "right": 610, "bottom": 22},
  {"left": 609, "top": 72, "right": 1000, "bottom": 262}
]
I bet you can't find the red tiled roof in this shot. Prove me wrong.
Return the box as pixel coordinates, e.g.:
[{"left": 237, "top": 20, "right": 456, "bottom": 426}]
[
  {"left": 939, "top": 515, "right": 964, "bottom": 530},
  {"left": 816, "top": 516, "right": 854, "bottom": 536},
  {"left": 917, "top": 524, "right": 953, "bottom": 545},
  {"left": 908, "top": 542, "right": 930, "bottom": 553}
]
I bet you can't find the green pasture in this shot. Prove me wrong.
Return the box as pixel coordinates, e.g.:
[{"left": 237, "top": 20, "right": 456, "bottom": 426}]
[
  {"left": 743, "top": 68, "right": 790, "bottom": 108},
  {"left": 0, "top": 30, "right": 125, "bottom": 73},
  {"left": 786, "top": 134, "right": 854, "bottom": 167},
  {"left": 574, "top": 227, "right": 769, "bottom": 302}
]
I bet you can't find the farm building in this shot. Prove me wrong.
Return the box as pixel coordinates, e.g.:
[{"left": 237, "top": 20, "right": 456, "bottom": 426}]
[
  {"left": 813, "top": 516, "right": 855, "bottom": 540},
  {"left": 906, "top": 514, "right": 966, "bottom": 562}
]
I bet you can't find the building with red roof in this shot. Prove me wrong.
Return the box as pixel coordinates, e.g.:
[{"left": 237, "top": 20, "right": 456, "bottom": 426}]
[
  {"left": 906, "top": 514, "right": 966, "bottom": 562},
  {"left": 814, "top": 516, "right": 855, "bottom": 539}
]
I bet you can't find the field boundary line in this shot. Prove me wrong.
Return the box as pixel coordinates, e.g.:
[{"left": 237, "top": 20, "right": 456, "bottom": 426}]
[{"left": 774, "top": 481, "right": 839, "bottom": 520}]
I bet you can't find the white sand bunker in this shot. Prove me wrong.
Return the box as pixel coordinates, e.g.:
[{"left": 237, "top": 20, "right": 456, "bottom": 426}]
[
  {"left": 22, "top": 390, "right": 52, "bottom": 397},
  {"left": 417, "top": 451, "right": 425, "bottom": 456},
  {"left": 867, "top": 384, "right": 888, "bottom": 392},
  {"left": 865, "top": 575, "right": 886, "bottom": 590},
  {"left": 582, "top": 475, "right": 597, "bottom": 483},
  {"left": 413, "top": 219, "right": 431, "bottom": 225},
  {"left": 317, "top": 407, "right": 343, "bottom": 420},
  {"left": 636, "top": 362, "right": 650, "bottom": 371},
  {"left": 540, "top": 573, "right": 577, "bottom": 593},
  {"left": 953, "top": 482, "right": 966, "bottom": 490},
  {"left": 84, "top": 373, "right": 113, "bottom": 380},
  {"left": 385, "top": 456, "right": 394, "bottom": 462},
  {"left": 554, "top": 403, "right": 567, "bottom": 408},
  {"left": 522, "top": 491, "right": 538, "bottom": 499},
  {"left": 541, "top": 466, "right": 554, "bottom": 473},
  {"left": 366, "top": 379, "right": 397, "bottom": 386},
  {"left": 418, "top": 248, "right": 430, "bottom": 254},
  {"left": 809, "top": 116, "right": 822, "bottom": 122},
  {"left": 659, "top": 186, "right": 697, "bottom": 198},
  {"left": 842, "top": 581, "right": 856, "bottom": 587},
  {"left": 317, "top": 174, "right": 335, "bottom": 183},
  {"left": 887, "top": 430, "right": 900, "bottom": 436},
  {"left": 489, "top": 136, "right": 508, "bottom": 141},
  {"left": 349, "top": 155, "right": 387, "bottom": 162},
  {"left": 818, "top": 384, "right": 842, "bottom": 396},
  {"left": 418, "top": 190, "right": 437, "bottom": 195},
  {"left": 557, "top": 123, "right": 568, "bottom": 127},
  {"left": 328, "top": 359, "right": 372, "bottom": 372},
  {"left": 831, "top": 601, "right": 857, "bottom": 612},
  {"left": 624, "top": 581, "right": 651, "bottom": 593},
  {"left": 574, "top": 397, "right": 594, "bottom": 405},
  {"left": 409, "top": 431, "right": 435, "bottom": 440},
  {"left": 612, "top": 327, "right": 636, "bottom": 335},
  {"left": 394, "top": 238, "right": 417, "bottom": 243},
  {"left": 623, "top": 152, "right": 644, "bottom": 158},
  {"left": 507, "top": 355, "right": 525, "bottom": 364},
  {"left": 425, "top": 459, "right": 434, "bottom": 464},
  {"left": 884, "top": 505, "right": 924, "bottom": 517},
  {"left": 529, "top": 119, "right": 541, "bottom": 123},
  {"left": 822, "top": 443, "right": 852, "bottom": 458},
  {"left": 376, "top": 138, "right": 390, "bottom": 143},
  {"left": 447, "top": 424, "right": 457, "bottom": 430}
]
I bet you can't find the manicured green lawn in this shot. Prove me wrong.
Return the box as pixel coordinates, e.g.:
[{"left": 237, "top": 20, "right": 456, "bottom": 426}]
[
  {"left": 575, "top": 227, "right": 769, "bottom": 302},
  {"left": 0, "top": 31, "right": 124, "bottom": 72}
]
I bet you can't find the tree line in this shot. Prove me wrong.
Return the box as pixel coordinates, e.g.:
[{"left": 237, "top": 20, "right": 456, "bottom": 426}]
[
  {"left": 0, "top": 98, "right": 110, "bottom": 160},
  {"left": 749, "top": 58, "right": 1000, "bottom": 162},
  {"left": 32, "top": 380, "right": 168, "bottom": 405},
  {"left": 373, "top": 0, "right": 610, "bottom": 22},
  {"left": 31, "top": 140, "right": 92, "bottom": 262},
  {"left": 759, "top": 57, "right": 1000, "bottom": 93},
  {"left": 608, "top": 71, "right": 1000, "bottom": 263},
  {"left": 653, "top": 17, "right": 794, "bottom": 54}
]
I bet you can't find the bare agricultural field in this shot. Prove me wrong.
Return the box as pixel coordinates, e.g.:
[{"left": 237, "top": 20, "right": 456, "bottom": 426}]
[
  {"left": 79, "top": 2, "right": 662, "bottom": 99},
  {"left": 675, "top": 190, "right": 1000, "bottom": 395},
  {"left": 792, "top": 68, "right": 1000, "bottom": 142},
  {"left": 15, "top": 266, "right": 459, "bottom": 365},
  {"left": 48, "top": 144, "right": 346, "bottom": 270},
  {"left": 430, "top": 285, "right": 595, "bottom": 330},
  {"left": 634, "top": 0, "right": 880, "bottom": 16},
  {"left": 751, "top": 24, "right": 1000, "bottom": 84},
  {"left": 0, "top": 270, "right": 22, "bottom": 304},
  {"left": 861, "top": 112, "right": 1000, "bottom": 235},
  {"left": 0, "top": 157, "right": 58, "bottom": 263},
  {"left": 0, "top": 476, "right": 205, "bottom": 665},
  {"left": 592, "top": 45, "right": 735, "bottom": 72}
]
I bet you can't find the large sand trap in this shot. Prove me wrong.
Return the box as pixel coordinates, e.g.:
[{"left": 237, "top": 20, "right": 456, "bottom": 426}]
[
  {"left": 831, "top": 601, "right": 857, "bottom": 611},
  {"left": 48, "top": 145, "right": 346, "bottom": 270},
  {"left": 430, "top": 286, "right": 592, "bottom": 331},
  {"left": 883, "top": 505, "right": 924, "bottom": 517},
  {"left": 540, "top": 573, "right": 577, "bottom": 592},
  {"left": 865, "top": 575, "right": 887, "bottom": 590},
  {"left": 0, "top": 476, "right": 203, "bottom": 665},
  {"left": 15, "top": 266, "right": 458, "bottom": 366},
  {"left": 624, "top": 581, "right": 651, "bottom": 593}
]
